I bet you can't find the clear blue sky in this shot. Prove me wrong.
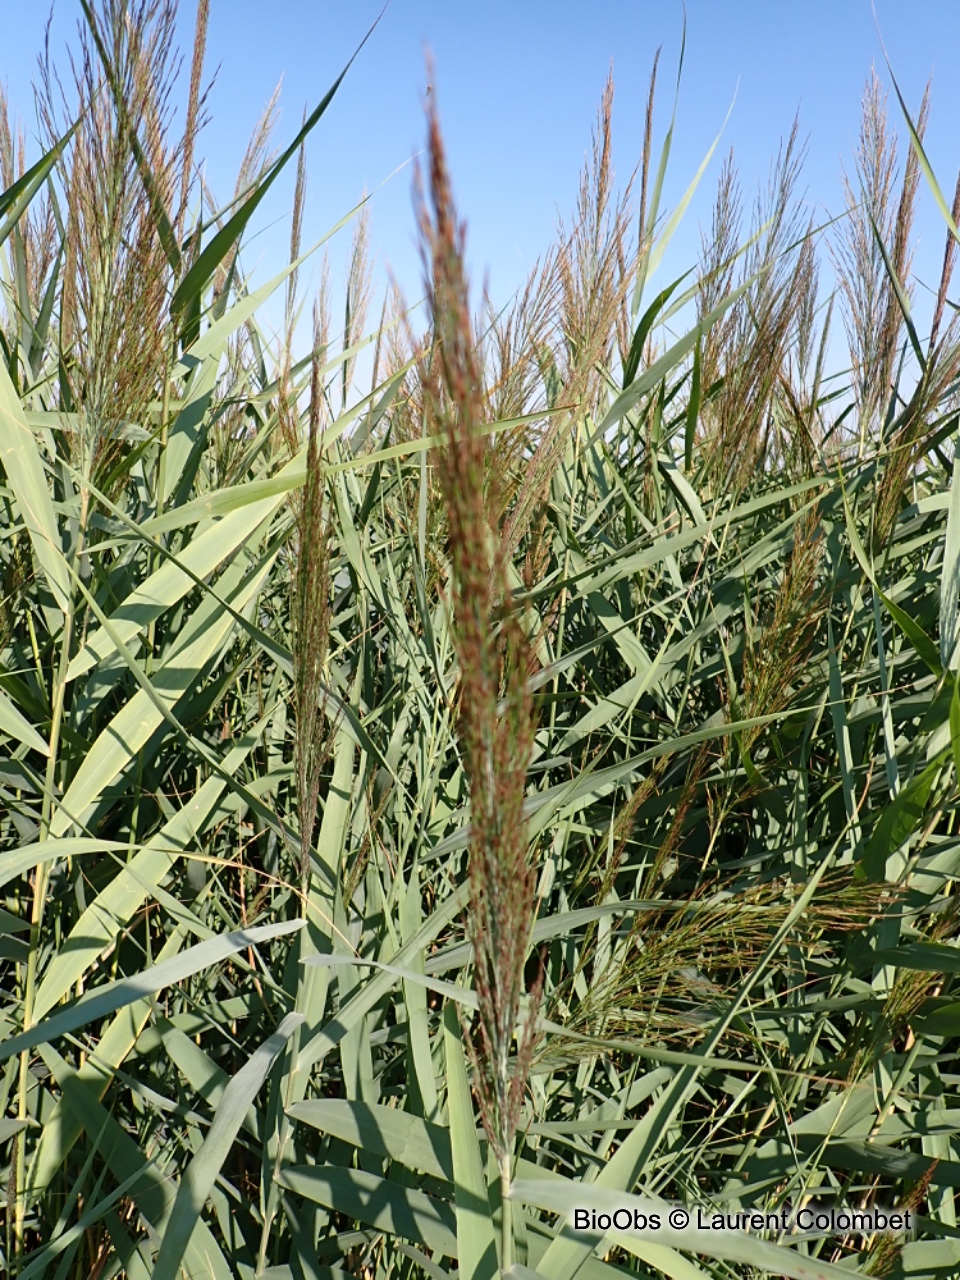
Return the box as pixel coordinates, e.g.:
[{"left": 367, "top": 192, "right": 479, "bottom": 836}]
[{"left": 4, "top": 1, "right": 960, "bottom": 361}]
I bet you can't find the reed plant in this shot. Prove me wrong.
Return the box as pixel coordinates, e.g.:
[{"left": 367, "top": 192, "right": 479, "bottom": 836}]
[{"left": 4, "top": 5, "right": 960, "bottom": 1279}]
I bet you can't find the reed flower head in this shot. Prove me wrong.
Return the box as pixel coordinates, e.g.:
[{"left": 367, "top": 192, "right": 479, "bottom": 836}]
[{"left": 415, "top": 84, "right": 541, "bottom": 1165}]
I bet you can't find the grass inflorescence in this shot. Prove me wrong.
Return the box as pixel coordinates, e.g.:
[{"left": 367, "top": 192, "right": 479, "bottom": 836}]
[{"left": 3, "top": 4, "right": 960, "bottom": 1279}]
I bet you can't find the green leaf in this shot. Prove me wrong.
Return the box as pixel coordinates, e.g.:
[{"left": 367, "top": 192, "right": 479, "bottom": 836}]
[
  {"left": 0, "top": 838, "right": 128, "bottom": 891},
  {"left": 867, "top": 210, "right": 925, "bottom": 373},
  {"left": 684, "top": 337, "right": 701, "bottom": 472},
  {"left": 0, "top": 358, "right": 70, "bottom": 612},
  {"left": 885, "top": 53, "right": 960, "bottom": 248},
  {"left": 0, "top": 124, "right": 77, "bottom": 252},
  {"left": 643, "top": 98, "right": 734, "bottom": 287},
  {"left": 170, "top": 15, "right": 382, "bottom": 324},
  {"left": 32, "top": 722, "right": 268, "bottom": 1021},
  {"left": 0, "top": 1118, "right": 30, "bottom": 1143},
  {"left": 918, "top": 1002, "right": 960, "bottom": 1037},
  {"left": 601, "top": 273, "right": 758, "bottom": 434},
  {"left": 295, "top": 883, "right": 470, "bottom": 1074},
  {"left": 276, "top": 1165, "right": 458, "bottom": 1259},
  {"left": 444, "top": 1003, "right": 498, "bottom": 1280},
  {"left": 36, "top": 1043, "right": 233, "bottom": 1280},
  {"left": 879, "top": 592, "right": 944, "bottom": 679},
  {"left": 1, "top": 921, "right": 302, "bottom": 1065},
  {"left": 840, "top": 476, "right": 943, "bottom": 676},
  {"left": 875, "top": 941, "right": 960, "bottom": 975},
  {"left": 25, "top": 928, "right": 189, "bottom": 1203},
  {"left": 152, "top": 1012, "right": 304, "bottom": 1280},
  {"left": 860, "top": 750, "right": 946, "bottom": 882},
  {"left": 51, "top": 551, "right": 276, "bottom": 842},
  {"left": 622, "top": 274, "right": 690, "bottom": 390},
  {"left": 287, "top": 1099, "right": 453, "bottom": 1182},
  {"left": 0, "top": 687, "right": 49, "bottom": 756},
  {"left": 941, "top": 435, "right": 960, "bottom": 670},
  {"left": 951, "top": 676, "right": 960, "bottom": 785}
]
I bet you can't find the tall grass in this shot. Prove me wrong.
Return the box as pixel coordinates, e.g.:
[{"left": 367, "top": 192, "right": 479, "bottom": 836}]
[{"left": 3, "top": 4, "right": 960, "bottom": 1279}]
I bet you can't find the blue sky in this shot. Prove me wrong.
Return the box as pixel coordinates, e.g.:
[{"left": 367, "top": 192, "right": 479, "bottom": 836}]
[{"left": 4, "top": 1, "right": 960, "bottom": 363}]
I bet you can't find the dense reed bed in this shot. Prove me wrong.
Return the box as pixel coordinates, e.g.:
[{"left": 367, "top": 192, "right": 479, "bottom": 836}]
[{"left": 3, "top": 4, "right": 960, "bottom": 1277}]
